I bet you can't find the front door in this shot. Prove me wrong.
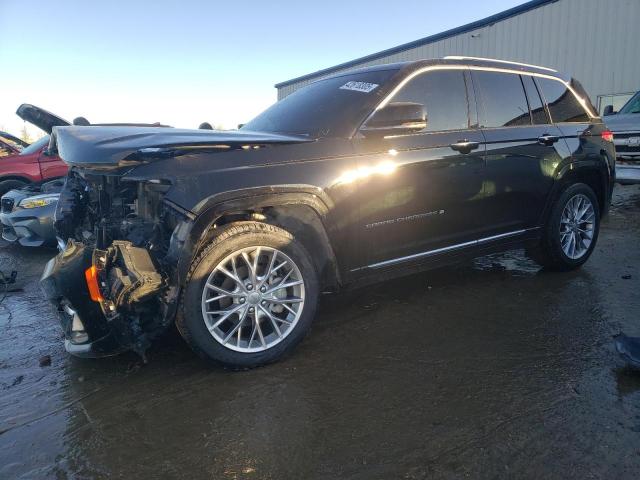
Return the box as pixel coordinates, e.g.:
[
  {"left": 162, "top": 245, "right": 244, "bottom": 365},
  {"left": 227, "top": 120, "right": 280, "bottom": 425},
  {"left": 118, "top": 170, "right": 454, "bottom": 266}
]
[
  {"left": 352, "top": 68, "right": 486, "bottom": 268},
  {"left": 38, "top": 149, "right": 68, "bottom": 180}
]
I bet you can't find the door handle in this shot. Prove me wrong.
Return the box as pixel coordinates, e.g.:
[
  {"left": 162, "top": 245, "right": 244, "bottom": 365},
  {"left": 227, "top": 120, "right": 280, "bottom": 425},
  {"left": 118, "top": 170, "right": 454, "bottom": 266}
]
[
  {"left": 450, "top": 140, "right": 480, "bottom": 154},
  {"left": 538, "top": 134, "right": 559, "bottom": 146}
]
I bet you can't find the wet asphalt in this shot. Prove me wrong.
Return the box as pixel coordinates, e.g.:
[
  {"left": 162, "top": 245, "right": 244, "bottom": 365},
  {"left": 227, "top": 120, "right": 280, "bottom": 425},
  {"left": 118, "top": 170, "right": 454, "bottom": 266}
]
[{"left": 1, "top": 186, "right": 639, "bottom": 480}]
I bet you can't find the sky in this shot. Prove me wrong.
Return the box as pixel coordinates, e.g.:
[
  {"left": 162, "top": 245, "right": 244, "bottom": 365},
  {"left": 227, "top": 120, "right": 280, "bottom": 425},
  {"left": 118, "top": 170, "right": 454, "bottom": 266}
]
[{"left": 0, "top": 0, "right": 523, "bottom": 138}]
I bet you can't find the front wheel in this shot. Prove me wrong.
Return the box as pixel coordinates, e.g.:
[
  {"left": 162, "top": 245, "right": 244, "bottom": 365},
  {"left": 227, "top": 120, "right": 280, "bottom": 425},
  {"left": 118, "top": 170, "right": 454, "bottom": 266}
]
[
  {"left": 177, "top": 222, "right": 319, "bottom": 368},
  {"left": 529, "top": 183, "right": 600, "bottom": 270}
]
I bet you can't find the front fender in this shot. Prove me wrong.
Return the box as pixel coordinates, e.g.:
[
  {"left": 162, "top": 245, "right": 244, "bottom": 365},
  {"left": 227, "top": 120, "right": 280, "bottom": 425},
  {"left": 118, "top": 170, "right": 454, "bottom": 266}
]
[{"left": 160, "top": 187, "right": 335, "bottom": 325}]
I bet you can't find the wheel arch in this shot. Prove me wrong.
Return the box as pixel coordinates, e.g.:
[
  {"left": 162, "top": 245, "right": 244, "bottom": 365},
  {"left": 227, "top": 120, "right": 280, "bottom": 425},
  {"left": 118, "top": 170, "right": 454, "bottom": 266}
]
[
  {"left": 174, "top": 187, "right": 341, "bottom": 294},
  {"left": 0, "top": 175, "right": 31, "bottom": 185},
  {"left": 542, "top": 162, "right": 610, "bottom": 225},
  {"left": 559, "top": 164, "right": 609, "bottom": 213}
]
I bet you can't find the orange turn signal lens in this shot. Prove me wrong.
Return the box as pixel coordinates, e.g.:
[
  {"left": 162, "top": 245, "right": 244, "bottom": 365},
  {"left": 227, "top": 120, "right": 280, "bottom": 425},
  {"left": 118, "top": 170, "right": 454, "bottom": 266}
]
[{"left": 84, "top": 265, "right": 104, "bottom": 302}]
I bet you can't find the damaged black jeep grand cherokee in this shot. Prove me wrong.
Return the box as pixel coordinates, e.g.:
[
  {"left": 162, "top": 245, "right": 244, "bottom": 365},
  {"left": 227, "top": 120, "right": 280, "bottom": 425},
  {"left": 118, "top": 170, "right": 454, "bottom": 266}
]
[{"left": 41, "top": 57, "right": 615, "bottom": 368}]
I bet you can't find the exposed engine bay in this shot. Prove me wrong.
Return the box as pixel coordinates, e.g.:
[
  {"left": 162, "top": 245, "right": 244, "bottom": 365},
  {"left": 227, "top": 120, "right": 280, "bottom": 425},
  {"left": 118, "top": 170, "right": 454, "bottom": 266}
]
[
  {"left": 56, "top": 170, "right": 172, "bottom": 252},
  {"left": 45, "top": 169, "right": 179, "bottom": 358}
]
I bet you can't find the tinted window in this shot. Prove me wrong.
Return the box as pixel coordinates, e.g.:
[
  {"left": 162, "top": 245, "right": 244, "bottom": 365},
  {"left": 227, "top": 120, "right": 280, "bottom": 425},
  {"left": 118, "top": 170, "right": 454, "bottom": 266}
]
[
  {"left": 390, "top": 70, "right": 469, "bottom": 132},
  {"left": 522, "top": 76, "right": 549, "bottom": 125},
  {"left": 473, "top": 71, "right": 531, "bottom": 128},
  {"left": 242, "top": 69, "right": 399, "bottom": 138},
  {"left": 537, "top": 77, "right": 590, "bottom": 123}
]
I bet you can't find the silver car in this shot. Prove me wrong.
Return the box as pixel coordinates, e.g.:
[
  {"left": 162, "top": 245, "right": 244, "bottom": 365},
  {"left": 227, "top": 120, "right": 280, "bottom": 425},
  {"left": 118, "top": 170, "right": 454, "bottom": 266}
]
[
  {"left": 604, "top": 91, "right": 640, "bottom": 184},
  {"left": 0, "top": 179, "right": 62, "bottom": 247}
]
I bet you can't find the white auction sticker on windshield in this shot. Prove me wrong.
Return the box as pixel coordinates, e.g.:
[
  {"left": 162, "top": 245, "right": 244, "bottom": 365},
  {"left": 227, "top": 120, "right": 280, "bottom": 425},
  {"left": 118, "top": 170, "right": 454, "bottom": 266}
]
[{"left": 340, "top": 81, "right": 379, "bottom": 93}]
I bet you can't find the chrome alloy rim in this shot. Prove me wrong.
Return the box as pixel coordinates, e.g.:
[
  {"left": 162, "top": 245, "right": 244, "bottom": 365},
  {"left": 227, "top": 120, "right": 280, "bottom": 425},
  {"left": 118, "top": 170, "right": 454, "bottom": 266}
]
[
  {"left": 560, "top": 193, "right": 595, "bottom": 259},
  {"left": 201, "top": 246, "right": 305, "bottom": 352}
]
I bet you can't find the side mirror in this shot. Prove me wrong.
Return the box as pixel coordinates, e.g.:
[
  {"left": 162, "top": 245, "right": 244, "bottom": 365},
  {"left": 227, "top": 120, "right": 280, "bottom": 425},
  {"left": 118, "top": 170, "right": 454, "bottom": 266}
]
[
  {"left": 361, "top": 102, "right": 427, "bottom": 137},
  {"left": 603, "top": 105, "right": 615, "bottom": 116}
]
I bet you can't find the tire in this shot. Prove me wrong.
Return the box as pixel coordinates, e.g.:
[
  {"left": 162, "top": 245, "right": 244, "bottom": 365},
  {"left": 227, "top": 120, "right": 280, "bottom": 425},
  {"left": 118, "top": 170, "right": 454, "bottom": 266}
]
[
  {"left": 176, "top": 221, "right": 319, "bottom": 369},
  {"left": 529, "top": 182, "right": 600, "bottom": 271},
  {"left": 0, "top": 179, "right": 28, "bottom": 198}
]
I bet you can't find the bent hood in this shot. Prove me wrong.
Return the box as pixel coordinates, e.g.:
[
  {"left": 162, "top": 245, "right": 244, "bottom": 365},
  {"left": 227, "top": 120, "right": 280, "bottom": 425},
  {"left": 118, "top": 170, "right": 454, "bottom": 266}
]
[
  {"left": 604, "top": 113, "right": 640, "bottom": 133},
  {"left": 16, "top": 104, "right": 70, "bottom": 134},
  {"left": 52, "top": 126, "right": 314, "bottom": 169}
]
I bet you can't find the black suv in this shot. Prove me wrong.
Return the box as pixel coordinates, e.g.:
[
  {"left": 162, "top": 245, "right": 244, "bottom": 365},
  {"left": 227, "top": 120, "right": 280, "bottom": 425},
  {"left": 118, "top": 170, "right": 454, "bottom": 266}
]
[{"left": 41, "top": 57, "right": 615, "bottom": 367}]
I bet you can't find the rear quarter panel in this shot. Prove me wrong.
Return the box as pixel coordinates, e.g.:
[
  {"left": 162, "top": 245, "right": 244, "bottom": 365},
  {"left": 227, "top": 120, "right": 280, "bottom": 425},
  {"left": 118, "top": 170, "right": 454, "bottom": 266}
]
[{"left": 554, "top": 121, "right": 614, "bottom": 212}]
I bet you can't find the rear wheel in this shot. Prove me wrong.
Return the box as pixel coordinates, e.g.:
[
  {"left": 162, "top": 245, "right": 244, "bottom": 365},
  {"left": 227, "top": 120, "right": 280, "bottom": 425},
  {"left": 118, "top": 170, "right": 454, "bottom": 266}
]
[
  {"left": 529, "top": 183, "right": 600, "bottom": 270},
  {"left": 177, "top": 222, "right": 319, "bottom": 368}
]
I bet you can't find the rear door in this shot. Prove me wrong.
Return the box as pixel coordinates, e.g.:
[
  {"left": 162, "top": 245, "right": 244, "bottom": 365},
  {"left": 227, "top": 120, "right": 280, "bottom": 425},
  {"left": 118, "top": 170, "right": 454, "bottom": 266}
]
[
  {"left": 353, "top": 68, "right": 486, "bottom": 267},
  {"left": 471, "top": 70, "right": 567, "bottom": 233}
]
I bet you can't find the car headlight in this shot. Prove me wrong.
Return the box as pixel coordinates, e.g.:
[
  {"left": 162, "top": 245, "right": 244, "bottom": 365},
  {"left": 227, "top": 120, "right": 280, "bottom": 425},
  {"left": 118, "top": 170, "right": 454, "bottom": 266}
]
[{"left": 18, "top": 194, "right": 58, "bottom": 209}]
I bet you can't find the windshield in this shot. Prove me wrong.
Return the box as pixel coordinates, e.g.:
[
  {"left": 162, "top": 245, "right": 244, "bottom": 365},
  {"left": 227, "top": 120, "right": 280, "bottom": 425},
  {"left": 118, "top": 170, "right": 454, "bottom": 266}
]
[
  {"left": 20, "top": 135, "right": 50, "bottom": 155},
  {"left": 242, "top": 69, "right": 400, "bottom": 138},
  {"left": 619, "top": 92, "right": 640, "bottom": 114}
]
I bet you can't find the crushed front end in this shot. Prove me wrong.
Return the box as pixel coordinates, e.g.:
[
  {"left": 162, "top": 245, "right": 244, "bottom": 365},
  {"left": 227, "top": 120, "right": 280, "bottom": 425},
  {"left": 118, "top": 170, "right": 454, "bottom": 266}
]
[{"left": 41, "top": 169, "right": 183, "bottom": 358}]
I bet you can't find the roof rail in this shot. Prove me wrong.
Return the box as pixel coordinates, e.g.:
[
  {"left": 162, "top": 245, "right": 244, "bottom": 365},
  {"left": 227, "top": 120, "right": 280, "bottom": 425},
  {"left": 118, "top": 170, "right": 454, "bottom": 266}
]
[{"left": 444, "top": 56, "right": 557, "bottom": 73}]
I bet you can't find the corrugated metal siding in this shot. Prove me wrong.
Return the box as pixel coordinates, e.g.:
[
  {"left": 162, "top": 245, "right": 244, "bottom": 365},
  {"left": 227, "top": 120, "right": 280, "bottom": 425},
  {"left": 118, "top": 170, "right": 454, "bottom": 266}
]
[{"left": 277, "top": 0, "right": 640, "bottom": 102}]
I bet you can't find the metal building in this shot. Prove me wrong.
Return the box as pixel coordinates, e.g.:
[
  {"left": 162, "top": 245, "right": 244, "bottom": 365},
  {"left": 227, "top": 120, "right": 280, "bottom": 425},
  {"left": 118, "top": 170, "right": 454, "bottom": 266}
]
[{"left": 275, "top": 0, "right": 640, "bottom": 113}]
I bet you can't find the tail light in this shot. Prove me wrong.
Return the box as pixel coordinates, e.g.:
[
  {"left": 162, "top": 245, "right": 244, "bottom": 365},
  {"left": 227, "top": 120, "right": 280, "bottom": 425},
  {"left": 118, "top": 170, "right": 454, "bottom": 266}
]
[
  {"left": 601, "top": 130, "right": 614, "bottom": 143},
  {"left": 84, "top": 265, "right": 104, "bottom": 302}
]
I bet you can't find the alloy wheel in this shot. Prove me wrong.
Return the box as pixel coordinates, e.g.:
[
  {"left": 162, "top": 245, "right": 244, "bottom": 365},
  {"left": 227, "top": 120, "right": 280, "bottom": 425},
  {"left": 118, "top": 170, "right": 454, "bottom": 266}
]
[
  {"left": 559, "top": 193, "right": 595, "bottom": 259},
  {"left": 201, "top": 246, "right": 305, "bottom": 352}
]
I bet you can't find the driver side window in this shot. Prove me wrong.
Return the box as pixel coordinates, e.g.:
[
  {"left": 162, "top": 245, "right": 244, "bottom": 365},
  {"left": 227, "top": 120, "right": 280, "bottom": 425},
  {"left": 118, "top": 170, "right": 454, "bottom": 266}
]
[{"left": 391, "top": 70, "right": 470, "bottom": 132}]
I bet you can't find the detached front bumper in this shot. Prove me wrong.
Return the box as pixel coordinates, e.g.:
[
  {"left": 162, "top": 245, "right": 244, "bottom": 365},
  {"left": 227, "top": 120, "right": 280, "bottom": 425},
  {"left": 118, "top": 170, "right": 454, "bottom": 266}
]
[
  {"left": 41, "top": 241, "right": 124, "bottom": 357},
  {"left": 40, "top": 240, "right": 165, "bottom": 358}
]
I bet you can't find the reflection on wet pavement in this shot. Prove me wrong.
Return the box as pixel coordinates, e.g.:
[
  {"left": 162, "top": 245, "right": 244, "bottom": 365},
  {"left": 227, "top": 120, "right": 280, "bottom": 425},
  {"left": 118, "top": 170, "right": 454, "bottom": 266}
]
[{"left": 1, "top": 186, "right": 639, "bottom": 479}]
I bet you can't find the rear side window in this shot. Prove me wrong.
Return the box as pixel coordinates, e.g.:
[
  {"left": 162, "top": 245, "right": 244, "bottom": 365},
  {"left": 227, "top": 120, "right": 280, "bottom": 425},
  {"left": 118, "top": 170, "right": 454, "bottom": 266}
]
[
  {"left": 537, "top": 77, "right": 590, "bottom": 123},
  {"left": 391, "top": 70, "right": 469, "bottom": 132},
  {"left": 472, "top": 71, "right": 531, "bottom": 128},
  {"left": 522, "top": 75, "right": 549, "bottom": 125}
]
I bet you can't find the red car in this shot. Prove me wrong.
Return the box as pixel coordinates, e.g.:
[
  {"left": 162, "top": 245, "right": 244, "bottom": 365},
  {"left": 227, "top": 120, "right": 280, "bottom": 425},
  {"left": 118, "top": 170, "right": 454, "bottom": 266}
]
[{"left": 0, "top": 104, "right": 69, "bottom": 196}]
